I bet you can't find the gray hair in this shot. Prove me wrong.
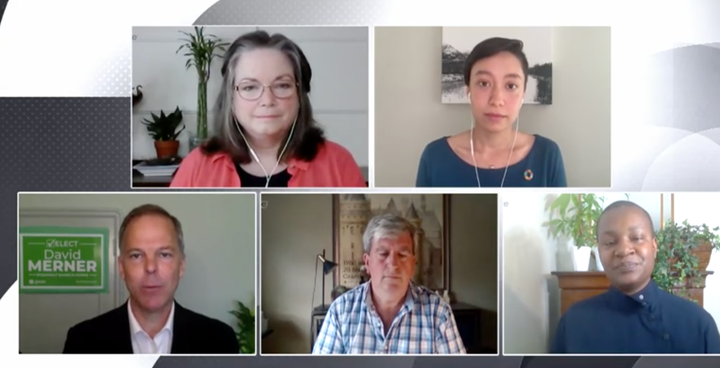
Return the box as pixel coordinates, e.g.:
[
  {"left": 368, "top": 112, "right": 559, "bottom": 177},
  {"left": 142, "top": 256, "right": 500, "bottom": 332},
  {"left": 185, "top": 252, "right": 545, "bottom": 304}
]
[
  {"left": 362, "top": 214, "right": 416, "bottom": 254},
  {"left": 118, "top": 204, "right": 185, "bottom": 255},
  {"left": 200, "top": 30, "right": 325, "bottom": 164}
]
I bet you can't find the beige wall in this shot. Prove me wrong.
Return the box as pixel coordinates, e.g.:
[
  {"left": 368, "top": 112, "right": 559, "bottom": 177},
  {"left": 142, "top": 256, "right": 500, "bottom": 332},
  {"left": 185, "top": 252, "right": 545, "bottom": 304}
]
[
  {"left": 260, "top": 193, "right": 498, "bottom": 354},
  {"left": 373, "top": 26, "right": 611, "bottom": 187}
]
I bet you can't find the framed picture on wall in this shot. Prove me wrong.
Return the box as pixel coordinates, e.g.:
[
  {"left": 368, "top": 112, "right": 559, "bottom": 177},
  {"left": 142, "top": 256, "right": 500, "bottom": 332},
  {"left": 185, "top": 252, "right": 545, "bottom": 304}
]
[
  {"left": 659, "top": 193, "right": 674, "bottom": 229},
  {"left": 441, "top": 26, "right": 553, "bottom": 105},
  {"left": 331, "top": 194, "right": 451, "bottom": 291}
]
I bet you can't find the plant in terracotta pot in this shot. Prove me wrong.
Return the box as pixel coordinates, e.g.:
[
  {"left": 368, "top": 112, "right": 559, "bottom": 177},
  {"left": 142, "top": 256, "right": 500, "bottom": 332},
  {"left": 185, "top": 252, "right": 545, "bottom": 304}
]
[
  {"left": 652, "top": 219, "right": 720, "bottom": 301},
  {"left": 545, "top": 193, "right": 628, "bottom": 271},
  {"left": 141, "top": 106, "right": 185, "bottom": 159}
]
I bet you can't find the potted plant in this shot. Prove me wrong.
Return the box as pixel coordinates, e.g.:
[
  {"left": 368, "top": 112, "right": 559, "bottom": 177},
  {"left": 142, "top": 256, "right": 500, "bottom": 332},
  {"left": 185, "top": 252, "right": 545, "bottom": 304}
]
[
  {"left": 176, "top": 26, "right": 230, "bottom": 149},
  {"left": 652, "top": 219, "right": 720, "bottom": 301},
  {"left": 230, "top": 300, "right": 255, "bottom": 354},
  {"left": 141, "top": 106, "right": 185, "bottom": 159},
  {"left": 545, "top": 193, "right": 628, "bottom": 271}
]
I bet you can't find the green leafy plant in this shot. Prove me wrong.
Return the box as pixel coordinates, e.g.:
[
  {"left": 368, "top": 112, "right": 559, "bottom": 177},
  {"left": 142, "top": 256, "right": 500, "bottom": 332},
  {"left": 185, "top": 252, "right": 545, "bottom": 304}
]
[
  {"left": 176, "top": 26, "right": 230, "bottom": 140},
  {"left": 229, "top": 300, "right": 255, "bottom": 354},
  {"left": 652, "top": 219, "right": 720, "bottom": 300},
  {"left": 545, "top": 193, "right": 629, "bottom": 249},
  {"left": 141, "top": 106, "right": 185, "bottom": 141}
]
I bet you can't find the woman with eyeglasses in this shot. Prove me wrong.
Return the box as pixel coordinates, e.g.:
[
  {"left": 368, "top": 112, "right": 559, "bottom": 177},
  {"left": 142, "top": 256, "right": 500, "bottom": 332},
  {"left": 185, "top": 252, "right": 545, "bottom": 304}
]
[{"left": 170, "top": 31, "right": 367, "bottom": 188}]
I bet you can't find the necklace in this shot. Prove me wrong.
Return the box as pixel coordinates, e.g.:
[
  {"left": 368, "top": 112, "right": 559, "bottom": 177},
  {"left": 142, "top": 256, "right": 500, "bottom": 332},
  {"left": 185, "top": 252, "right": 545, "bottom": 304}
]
[{"left": 470, "top": 124, "right": 518, "bottom": 187}]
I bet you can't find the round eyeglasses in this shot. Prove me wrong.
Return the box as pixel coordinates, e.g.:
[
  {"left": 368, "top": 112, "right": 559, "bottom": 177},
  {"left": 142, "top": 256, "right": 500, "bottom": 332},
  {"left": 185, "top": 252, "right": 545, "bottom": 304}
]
[{"left": 235, "top": 81, "right": 298, "bottom": 101}]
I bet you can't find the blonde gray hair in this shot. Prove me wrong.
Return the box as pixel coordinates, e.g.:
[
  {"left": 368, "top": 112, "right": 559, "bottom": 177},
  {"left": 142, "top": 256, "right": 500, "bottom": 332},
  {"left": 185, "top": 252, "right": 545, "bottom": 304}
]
[{"left": 362, "top": 214, "right": 416, "bottom": 254}]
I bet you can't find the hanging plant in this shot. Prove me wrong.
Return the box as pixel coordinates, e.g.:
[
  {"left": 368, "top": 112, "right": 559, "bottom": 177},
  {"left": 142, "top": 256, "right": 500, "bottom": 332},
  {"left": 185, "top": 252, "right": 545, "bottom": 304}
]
[{"left": 652, "top": 219, "right": 719, "bottom": 301}]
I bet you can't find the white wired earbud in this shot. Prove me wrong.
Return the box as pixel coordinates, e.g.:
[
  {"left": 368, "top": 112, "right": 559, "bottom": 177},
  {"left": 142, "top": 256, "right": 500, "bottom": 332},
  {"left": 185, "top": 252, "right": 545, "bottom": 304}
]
[
  {"left": 468, "top": 92, "right": 520, "bottom": 188},
  {"left": 234, "top": 114, "right": 297, "bottom": 188}
]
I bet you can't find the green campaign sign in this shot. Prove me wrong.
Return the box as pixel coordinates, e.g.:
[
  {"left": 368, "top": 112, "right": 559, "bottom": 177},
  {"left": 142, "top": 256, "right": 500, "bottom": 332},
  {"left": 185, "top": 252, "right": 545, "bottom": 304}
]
[{"left": 19, "top": 226, "right": 109, "bottom": 293}]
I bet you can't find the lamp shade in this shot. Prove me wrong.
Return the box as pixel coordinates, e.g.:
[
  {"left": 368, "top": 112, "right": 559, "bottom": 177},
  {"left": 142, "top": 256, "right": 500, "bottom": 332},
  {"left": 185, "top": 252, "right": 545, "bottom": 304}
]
[
  {"left": 314, "top": 250, "right": 338, "bottom": 313},
  {"left": 322, "top": 259, "right": 337, "bottom": 274},
  {"left": 318, "top": 253, "right": 337, "bottom": 275}
]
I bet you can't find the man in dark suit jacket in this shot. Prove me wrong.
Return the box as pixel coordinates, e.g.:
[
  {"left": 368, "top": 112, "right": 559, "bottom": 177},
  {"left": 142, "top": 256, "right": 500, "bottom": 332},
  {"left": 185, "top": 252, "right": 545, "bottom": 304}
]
[
  {"left": 63, "top": 300, "right": 239, "bottom": 354},
  {"left": 62, "top": 204, "right": 241, "bottom": 354}
]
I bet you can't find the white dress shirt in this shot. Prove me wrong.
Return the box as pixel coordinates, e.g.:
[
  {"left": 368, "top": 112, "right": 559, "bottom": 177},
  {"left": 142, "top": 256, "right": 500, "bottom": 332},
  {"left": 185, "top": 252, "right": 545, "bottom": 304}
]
[{"left": 128, "top": 301, "right": 175, "bottom": 354}]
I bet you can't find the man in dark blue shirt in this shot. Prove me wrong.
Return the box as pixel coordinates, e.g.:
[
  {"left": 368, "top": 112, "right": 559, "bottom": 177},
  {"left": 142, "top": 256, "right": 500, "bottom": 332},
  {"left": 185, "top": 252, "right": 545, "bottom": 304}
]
[{"left": 550, "top": 200, "right": 720, "bottom": 354}]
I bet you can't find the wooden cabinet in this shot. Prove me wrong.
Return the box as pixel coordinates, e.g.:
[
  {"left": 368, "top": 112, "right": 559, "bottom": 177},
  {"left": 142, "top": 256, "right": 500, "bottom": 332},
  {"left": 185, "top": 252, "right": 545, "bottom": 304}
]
[
  {"left": 551, "top": 271, "right": 714, "bottom": 315},
  {"left": 310, "top": 305, "right": 329, "bottom": 351}
]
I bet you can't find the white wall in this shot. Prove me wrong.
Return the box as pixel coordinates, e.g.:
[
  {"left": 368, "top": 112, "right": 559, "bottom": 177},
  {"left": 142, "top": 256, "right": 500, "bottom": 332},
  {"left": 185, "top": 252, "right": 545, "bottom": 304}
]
[
  {"left": 594, "top": 192, "right": 672, "bottom": 232},
  {"left": 132, "top": 26, "right": 369, "bottom": 168},
  {"left": 502, "top": 192, "right": 719, "bottom": 354},
  {"left": 18, "top": 193, "right": 256, "bottom": 328},
  {"left": 673, "top": 193, "right": 720, "bottom": 334},
  {"left": 502, "top": 192, "right": 558, "bottom": 354},
  {"left": 374, "top": 27, "right": 611, "bottom": 187}
]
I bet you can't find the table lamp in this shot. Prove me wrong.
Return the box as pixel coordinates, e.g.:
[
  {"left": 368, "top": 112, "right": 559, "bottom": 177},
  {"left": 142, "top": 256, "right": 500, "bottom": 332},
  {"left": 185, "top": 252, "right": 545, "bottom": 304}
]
[{"left": 313, "top": 249, "right": 337, "bottom": 309}]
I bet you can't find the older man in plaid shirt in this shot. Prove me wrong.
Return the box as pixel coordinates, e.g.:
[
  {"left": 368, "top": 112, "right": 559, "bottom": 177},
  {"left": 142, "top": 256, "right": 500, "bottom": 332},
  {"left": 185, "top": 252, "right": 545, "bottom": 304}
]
[{"left": 312, "top": 213, "right": 466, "bottom": 355}]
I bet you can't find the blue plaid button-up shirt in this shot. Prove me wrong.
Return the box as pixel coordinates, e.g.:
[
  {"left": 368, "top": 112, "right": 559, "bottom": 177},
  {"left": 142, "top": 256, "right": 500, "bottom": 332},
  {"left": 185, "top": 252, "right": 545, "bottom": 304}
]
[{"left": 312, "top": 281, "right": 466, "bottom": 354}]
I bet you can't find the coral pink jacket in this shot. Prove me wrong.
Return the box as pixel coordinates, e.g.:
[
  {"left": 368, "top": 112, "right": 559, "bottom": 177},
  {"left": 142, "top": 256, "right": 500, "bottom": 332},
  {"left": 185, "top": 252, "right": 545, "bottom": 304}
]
[{"left": 170, "top": 140, "right": 367, "bottom": 188}]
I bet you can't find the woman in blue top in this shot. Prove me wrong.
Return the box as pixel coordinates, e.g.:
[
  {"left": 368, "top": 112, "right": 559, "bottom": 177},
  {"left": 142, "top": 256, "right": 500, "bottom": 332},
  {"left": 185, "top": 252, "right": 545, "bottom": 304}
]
[{"left": 416, "top": 37, "right": 567, "bottom": 187}]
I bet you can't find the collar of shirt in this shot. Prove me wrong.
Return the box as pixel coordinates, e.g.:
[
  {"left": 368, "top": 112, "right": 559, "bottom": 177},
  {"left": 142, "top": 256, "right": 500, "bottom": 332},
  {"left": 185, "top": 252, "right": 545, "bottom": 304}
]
[
  {"left": 211, "top": 152, "right": 309, "bottom": 176},
  {"left": 128, "top": 301, "right": 175, "bottom": 354},
  {"left": 607, "top": 278, "right": 659, "bottom": 312},
  {"left": 363, "top": 281, "right": 418, "bottom": 321}
]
